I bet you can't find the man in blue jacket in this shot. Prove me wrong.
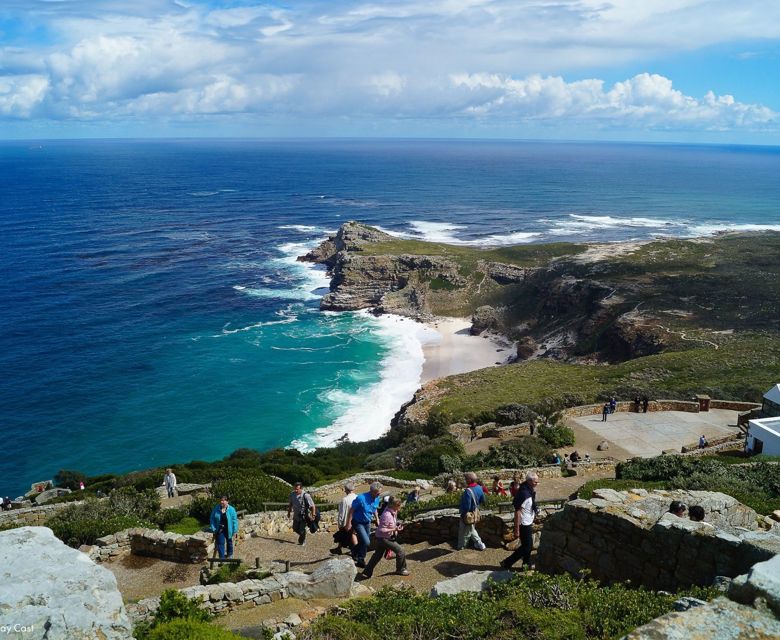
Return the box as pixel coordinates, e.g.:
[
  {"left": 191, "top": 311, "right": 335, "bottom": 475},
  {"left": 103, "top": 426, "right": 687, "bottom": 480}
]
[
  {"left": 345, "top": 481, "right": 383, "bottom": 568},
  {"left": 210, "top": 495, "right": 239, "bottom": 559},
  {"left": 457, "top": 472, "right": 486, "bottom": 551}
]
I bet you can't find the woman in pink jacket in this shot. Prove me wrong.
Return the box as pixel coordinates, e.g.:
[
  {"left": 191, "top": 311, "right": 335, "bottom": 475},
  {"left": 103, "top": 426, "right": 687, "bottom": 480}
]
[{"left": 361, "top": 496, "right": 409, "bottom": 578}]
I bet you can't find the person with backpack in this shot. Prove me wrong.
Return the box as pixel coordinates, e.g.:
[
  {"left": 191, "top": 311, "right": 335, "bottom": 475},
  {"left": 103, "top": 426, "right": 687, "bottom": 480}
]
[
  {"left": 287, "top": 482, "right": 316, "bottom": 546},
  {"left": 457, "top": 472, "right": 486, "bottom": 551},
  {"left": 501, "top": 472, "right": 539, "bottom": 570}
]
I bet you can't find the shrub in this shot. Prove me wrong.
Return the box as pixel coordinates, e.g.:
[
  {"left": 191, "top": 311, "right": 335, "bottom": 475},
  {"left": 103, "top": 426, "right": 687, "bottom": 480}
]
[
  {"left": 205, "top": 562, "right": 252, "bottom": 585},
  {"left": 54, "top": 469, "right": 88, "bottom": 490},
  {"left": 189, "top": 495, "right": 215, "bottom": 524},
  {"left": 463, "top": 436, "right": 553, "bottom": 469},
  {"left": 537, "top": 423, "right": 575, "bottom": 448},
  {"left": 142, "top": 620, "right": 245, "bottom": 640},
  {"left": 109, "top": 487, "right": 161, "bottom": 521},
  {"left": 364, "top": 448, "right": 400, "bottom": 471},
  {"left": 156, "top": 507, "right": 190, "bottom": 529},
  {"left": 47, "top": 499, "right": 152, "bottom": 547},
  {"left": 261, "top": 463, "right": 320, "bottom": 486},
  {"left": 495, "top": 403, "right": 536, "bottom": 426},
  {"left": 211, "top": 469, "right": 289, "bottom": 514}
]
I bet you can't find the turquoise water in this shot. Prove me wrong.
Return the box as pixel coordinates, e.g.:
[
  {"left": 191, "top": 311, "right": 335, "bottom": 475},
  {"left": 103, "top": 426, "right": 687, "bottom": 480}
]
[{"left": 1, "top": 139, "right": 780, "bottom": 497}]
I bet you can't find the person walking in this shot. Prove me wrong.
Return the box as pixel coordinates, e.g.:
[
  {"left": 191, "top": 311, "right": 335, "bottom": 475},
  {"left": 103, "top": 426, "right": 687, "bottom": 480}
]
[
  {"left": 331, "top": 481, "right": 357, "bottom": 555},
  {"left": 405, "top": 485, "right": 421, "bottom": 504},
  {"left": 609, "top": 397, "right": 617, "bottom": 414},
  {"left": 457, "top": 472, "right": 486, "bottom": 551},
  {"left": 287, "top": 482, "right": 316, "bottom": 546},
  {"left": 361, "top": 496, "right": 409, "bottom": 578},
  {"left": 601, "top": 403, "right": 609, "bottom": 422},
  {"left": 210, "top": 496, "right": 239, "bottom": 559},
  {"left": 492, "top": 475, "right": 508, "bottom": 497},
  {"left": 501, "top": 472, "right": 539, "bottom": 570},
  {"left": 642, "top": 396, "right": 649, "bottom": 413},
  {"left": 163, "top": 468, "right": 177, "bottom": 498},
  {"left": 346, "top": 481, "right": 383, "bottom": 568}
]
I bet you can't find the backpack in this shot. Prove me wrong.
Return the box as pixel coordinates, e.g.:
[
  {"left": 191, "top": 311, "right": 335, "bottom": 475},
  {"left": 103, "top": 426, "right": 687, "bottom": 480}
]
[{"left": 462, "top": 488, "right": 480, "bottom": 525}]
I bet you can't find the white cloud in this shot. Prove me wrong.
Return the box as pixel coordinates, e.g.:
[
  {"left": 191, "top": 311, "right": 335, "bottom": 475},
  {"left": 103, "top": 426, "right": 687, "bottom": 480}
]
[
  {"left": 0, "top": 74, "right": 49, "bottom": 117},
  {"left": 0, "top": 0, "right": 779, "bottom": 134},
  {"left": 449, "top": 72, "right": 776, "bottom": 129}
]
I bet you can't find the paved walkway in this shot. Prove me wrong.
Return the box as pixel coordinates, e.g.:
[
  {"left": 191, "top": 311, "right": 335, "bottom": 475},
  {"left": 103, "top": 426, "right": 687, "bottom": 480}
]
[{"left": 567, "top": 408, "right": 740, "bottom": 458}]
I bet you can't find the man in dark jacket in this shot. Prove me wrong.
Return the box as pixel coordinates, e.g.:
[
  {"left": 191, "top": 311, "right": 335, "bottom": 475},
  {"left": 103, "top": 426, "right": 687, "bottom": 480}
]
[{"left": 500, "top": 472, "right": 539, "bottom": 569}]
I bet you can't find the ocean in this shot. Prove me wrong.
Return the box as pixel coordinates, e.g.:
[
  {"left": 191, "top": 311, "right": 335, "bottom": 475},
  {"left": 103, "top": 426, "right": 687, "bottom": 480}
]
[{"left": 2, "top": 139, "right": 780, "bottom": 498}]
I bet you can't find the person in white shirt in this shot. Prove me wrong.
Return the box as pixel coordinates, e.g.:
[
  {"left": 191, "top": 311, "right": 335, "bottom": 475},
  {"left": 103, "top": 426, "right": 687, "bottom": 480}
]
[
  {"left": 331, "top": 481, "right": 357, "bottom": 555},
  {"left": 163, "top": 469, "right": 177, "bottom": 498},
  {"left": 501, "top": 472, "right": 539, "bottom": 570}
]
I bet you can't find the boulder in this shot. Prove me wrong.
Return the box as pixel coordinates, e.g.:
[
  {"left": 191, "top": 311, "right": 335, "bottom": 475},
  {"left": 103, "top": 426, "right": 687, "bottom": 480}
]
[
  {"left": 515, "top": 336, "right": 538, "bottom": 360},
  {"left": 34, "top": 487, "right": 72, "bottom": 505},
  {"left": 431, "top": 570, "right": 513, "bottom": 596},
  {"left": 728, "top": 554, "right": 780, "bottom": 617},
  {"left": 284, "top": 558, "right": 356, "bottom": 599},
  {"left": 470, "top": 305, "right": 503, "bottom": 335},
  {"left": 0, "top": 526, "right": 133, "bottom": 639},
  {"left": 596, "top": 440, "right": 610, "bottom": 451}
]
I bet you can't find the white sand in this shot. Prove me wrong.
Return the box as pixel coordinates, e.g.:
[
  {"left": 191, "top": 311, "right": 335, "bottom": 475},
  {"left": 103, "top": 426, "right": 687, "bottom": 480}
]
[{"left": 421, "top": 317, "right": 515, "bottom": 383}]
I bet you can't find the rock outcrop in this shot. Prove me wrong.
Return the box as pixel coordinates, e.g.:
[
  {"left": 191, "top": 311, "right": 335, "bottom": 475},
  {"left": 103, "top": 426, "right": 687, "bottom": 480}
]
[
  {"left": 431, "top": 570, "right": 513, "bottom": 596},
  {"left": 626, "top": 555, "right": 780, "bottom": 639},
  {"left": 0, "top": 526, "right": 133, "bottom": 640}
]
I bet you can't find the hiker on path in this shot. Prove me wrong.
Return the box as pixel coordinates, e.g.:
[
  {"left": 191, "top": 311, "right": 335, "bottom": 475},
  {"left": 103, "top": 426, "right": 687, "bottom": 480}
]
[
  {"left": 210, "top": 496, "right": 238, "bottom": 559},
  {"left": 331, "top": 481, "right": 357, "bottom": 555},
  {"left": 287, "top": 482, "right": 316, "bottom": 546},
  {"left": 698, "top": 434, "right": 708, "bottom": 449},
  {"left": 609, "top": 397, "right": 617, "bottom": 414},
  {"left": 346, "top": 481, "right": 383, "bottom": 568},
  {"left": 360, "top": 496, "right": 409, "bottom": 578},
  {"left": 501, "top": 472, "right": 539, "bottom": 570},
  {"left": 457, "top": 472, "right": 486, "bottom": 551},
  {"left": 405, "top": 485, "right": 421, "bottom": 504},
  {"left": 642, "top": 397, "right": 649, "bottom": 413},
  {"left": 492, "top": 475, "right": 508, "bottom": 497},
  {"left": 602, "top": 403, "right": 609, "bottom": 422},
  {"left": 164, "top": 468, "right": 177, "bottom": 498}
]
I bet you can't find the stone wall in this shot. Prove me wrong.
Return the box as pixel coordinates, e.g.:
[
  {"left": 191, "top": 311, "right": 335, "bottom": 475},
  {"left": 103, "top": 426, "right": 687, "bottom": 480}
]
[
  {"left": 243, "top": 510, "right": 339, "bottom": 538},
  {"left": 563, "top": 400, "right": 700, "bottom": 418},
  {"left": 309, "top": 473, "right": 431, "bottom": 498},
  {"left": 126, "top": 558, "right": 357, "bottom": 624},
  {"left": 0, "top": 500, "right": 81, "bottom": 528},
  {"left": 709, "top": 400, "right": 761, "bottom": 412},
  {"left": 84, "top": 527, "right": 213, "bottom": 564},
  {"left": 537, "top": 489, "right": 780, "bottom": 591}
]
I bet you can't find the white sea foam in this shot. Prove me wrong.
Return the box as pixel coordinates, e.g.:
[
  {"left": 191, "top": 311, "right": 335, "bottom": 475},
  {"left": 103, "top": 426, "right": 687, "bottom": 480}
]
[
  {"left": 278, "top": 224, "right": 336, "bottom": 234},
  {"left": 233, "top": 241, "right": 331, "bottom": 302},
  {"left": 547, "top": 214, "right": 683, "bottom": 236},
  {"left": 290, "top": 312, "right": 439, "bottom": 450},
  {"left": 686, "top": 222, "right": 780, "bottom": 236},
  {"left": 375, "top": 221, "right": 539, "bottom": 246}
]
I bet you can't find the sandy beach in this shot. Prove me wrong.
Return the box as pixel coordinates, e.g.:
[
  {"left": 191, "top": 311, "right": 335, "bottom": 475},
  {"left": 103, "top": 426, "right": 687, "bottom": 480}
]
[{"left": 421, "top": 317, "right": 515, "bottom": 383}]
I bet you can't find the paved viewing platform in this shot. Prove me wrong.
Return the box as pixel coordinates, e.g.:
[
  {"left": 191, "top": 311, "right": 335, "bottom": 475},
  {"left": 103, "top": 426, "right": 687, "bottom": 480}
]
[{"left": 568, "top": 408, "right": 740, "bottom": 458}]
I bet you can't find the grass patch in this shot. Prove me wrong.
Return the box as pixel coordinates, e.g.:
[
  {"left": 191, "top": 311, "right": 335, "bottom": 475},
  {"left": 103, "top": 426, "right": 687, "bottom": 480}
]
[{"left": 164, "top": 517, "right": 204, "bottom": 535}]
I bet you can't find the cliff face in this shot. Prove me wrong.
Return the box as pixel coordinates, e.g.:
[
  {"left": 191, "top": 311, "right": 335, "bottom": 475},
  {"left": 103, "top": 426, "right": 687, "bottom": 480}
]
[{"left": 299, "top": 221, "right": 673, "bottom": 360}]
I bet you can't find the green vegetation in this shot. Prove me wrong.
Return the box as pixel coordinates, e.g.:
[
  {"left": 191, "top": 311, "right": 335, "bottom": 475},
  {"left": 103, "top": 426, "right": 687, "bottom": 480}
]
[
  {"left": 573, "top": 456, "right": 780, "bottom": 515},
  {"left": 399, "top": 492, "right": 506, "bottom": 520},
  {"left": 143, "top": 621, "right": 245, "bottom": 640},
  {"left": 301, "top": 575, "right": 717, "bottom": 640},
  {"left": 134, "top": 589, "right": 219, "bottom": 640},
  {"left": 204, "top": 562, "right": 259, "bottom": 585},
  {"left": 421, "top": 333, "right": 780, "bottom": 424},
  {"left": 164, "top": 517, "right": 204, "bottom": 535}
]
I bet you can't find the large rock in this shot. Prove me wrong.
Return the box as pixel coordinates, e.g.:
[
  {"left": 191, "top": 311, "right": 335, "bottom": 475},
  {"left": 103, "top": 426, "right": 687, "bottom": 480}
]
[
  {"left": 284, "top": 558, "right": 357, "bottom": 599},
  {"left": 0, "top": 527, "right": 133, "bottom": 639},
  {"left": 729, "top": 554, "right": 780, "bottom": 617},
  {"left": 431, "top": 570, "right": 513, "bottom": 596}
]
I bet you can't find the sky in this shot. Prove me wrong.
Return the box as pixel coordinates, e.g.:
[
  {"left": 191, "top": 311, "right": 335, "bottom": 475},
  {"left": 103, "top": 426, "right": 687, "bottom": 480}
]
[{"left": 1, "top": 0, "right": 779, "bottom": 142}]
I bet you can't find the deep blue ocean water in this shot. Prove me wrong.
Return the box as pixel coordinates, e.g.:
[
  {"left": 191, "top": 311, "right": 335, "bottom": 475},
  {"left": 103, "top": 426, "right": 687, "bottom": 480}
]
[{"left": 2, "top": 139, "right": 780, "bottom": 497}]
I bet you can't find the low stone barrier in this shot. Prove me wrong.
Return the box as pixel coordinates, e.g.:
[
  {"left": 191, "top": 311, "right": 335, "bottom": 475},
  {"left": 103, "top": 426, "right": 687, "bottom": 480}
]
[
  {"left": 83, "top": 527, "right": 213, "bottom": 564},
  {"left": 709, "top": 400, "right": 761, "bottom": 412},
  {"left": 243, "top": 510, "right": 339, "bottom": 538},
  {"left": 537, "top": 489, "right": 780, "bottom": 591},
  {"left": 563, "top": 399, "right": 700, "bottom": 418},
  {"left": 126, "top": 558, "right": 357, "bottom": 624},
  {"left": 309, "top": 473, "right": 432, "bottom": 498},
  {"left": 681, "top": 432, "right": 743, "bottom": 454},
  {"left": 0, "top": 500, "right": 82, "bottom": 528}
]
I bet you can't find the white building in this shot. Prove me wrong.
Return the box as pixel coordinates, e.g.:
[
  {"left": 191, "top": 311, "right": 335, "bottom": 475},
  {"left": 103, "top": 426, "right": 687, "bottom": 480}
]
[
  {"left": 746, "top": 416, "right": 780, "bottom": 456},
  {"left": 763, "top": 384, "right": 780, "bottom": 418}
]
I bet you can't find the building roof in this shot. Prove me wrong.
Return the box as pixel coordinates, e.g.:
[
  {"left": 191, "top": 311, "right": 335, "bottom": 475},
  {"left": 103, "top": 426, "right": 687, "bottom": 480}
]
[
  {"left": 749, "top": 417, "right": 780, "bottom": 439},
  {"left": 764, "top": 384, "right": 780, "bottom": 404}
]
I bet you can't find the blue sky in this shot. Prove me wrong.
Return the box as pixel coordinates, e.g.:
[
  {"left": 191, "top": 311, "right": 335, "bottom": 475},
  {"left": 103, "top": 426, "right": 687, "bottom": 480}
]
[{"left": 1, "top": 0, "right": 779, "bottom": 142}]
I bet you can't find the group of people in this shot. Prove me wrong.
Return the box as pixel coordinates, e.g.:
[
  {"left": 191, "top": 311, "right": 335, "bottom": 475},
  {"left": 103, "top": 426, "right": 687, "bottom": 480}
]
[
  {"left": 601, "top": 395, "right": 652, "bottom": 421},
  {"left": 669, "top": 500, "right": 713, "bottom": 527}
]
